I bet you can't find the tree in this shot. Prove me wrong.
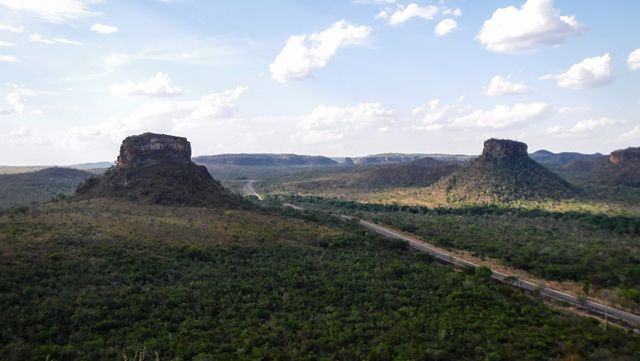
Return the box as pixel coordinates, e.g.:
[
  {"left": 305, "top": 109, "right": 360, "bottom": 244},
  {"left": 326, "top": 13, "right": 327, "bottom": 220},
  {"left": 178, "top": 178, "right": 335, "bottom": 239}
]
[{"left": 476, "top": 266, "right": 493, "bottom": 279}]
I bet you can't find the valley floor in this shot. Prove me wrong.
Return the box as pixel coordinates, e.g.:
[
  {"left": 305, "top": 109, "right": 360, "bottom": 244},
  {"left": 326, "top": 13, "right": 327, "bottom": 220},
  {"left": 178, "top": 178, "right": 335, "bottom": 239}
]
[{"left": 2, "top": 199, "right": 640, "bottom": 360}]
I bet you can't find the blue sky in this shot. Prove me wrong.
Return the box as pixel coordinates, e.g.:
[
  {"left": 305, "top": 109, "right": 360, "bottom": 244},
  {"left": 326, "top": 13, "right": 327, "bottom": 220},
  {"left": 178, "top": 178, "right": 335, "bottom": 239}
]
[{"left": 0, "top": 0, "right": 639, "bottom": 164}]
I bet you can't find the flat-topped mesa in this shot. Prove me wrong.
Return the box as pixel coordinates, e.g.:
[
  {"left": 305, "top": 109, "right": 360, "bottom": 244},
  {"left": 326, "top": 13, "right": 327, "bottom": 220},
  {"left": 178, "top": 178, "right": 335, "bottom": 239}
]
[
  {"left": 76, "top": 132, "right": 240, "bottom": 207},
  {"left": 609, "top": 147, "right": 640, "bottom": 165},
  {"left": 481, "top": 138, "right": 528, "bottom": 161},
  {"left": 116, "top": 133, "right": 191, "bottom": 169}
]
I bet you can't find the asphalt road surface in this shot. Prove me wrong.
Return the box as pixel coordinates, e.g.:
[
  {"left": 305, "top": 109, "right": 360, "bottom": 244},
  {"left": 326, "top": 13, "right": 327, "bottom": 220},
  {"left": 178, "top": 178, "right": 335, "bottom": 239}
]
[
  {"left": 267, "top": 197, "right": 640, "bottom": 329},
  {"left": 358, "top": 219, "right": 640, "bottom": 329}
]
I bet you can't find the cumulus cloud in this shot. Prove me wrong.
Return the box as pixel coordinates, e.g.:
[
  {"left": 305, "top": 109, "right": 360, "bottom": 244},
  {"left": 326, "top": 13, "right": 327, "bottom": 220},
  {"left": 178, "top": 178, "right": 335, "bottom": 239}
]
[
  {"left": 434, "top": 19, "right": 457, "bottom": 37},
  {"left": 0, "top": 0, "right": 94, "bottom": 23},
  {"left": 30, "top": 33, "right": 82, "bottom": 45},
  {"left": 541, "top": 53, "right": 612, "bottom": 89},
  {"left": 547, "top": 117, "right": 623, "bottom": 135},
  {"left": 109, "top": 72, "right": 183, "bottom": 97},
  {"left": 628, "top": 49, "right": 640, "bottom": 71},
  {"left": 385, "top": 3, "right": 439, "bottom": 26},
  {"left": 412, "top": 99, "right": 551, "bottom": 130},
  {"left": 0, "top": 41, "right": 15, "bottom": 47},
  {"left": 477, "top": 0, "right": 582, "bottom": 53},
  {"left": 293, "top": 102, "right": 397, "bottom": 144},
  {"left": 0, "top": 24, "right": 24, "bottom": 33},
  {"left": 0, "top": 55, "right": 17, "bottom": 62},
  {"left": 269, "top": 20, "right": 371, "bottom": 83},
  {"left": 67, "top": 86, "right": 247, "bottom": 144},
  {"left": 442, "top": 8, "right": 462, "bottom": 17},
  {"left": 91, "top": 23, "right": 118, "bottom": 34},
  {"left": 484, "top": 75, "right": 531, "bottom": 96},
  {"left": 0, "top": 85, "right": 51, "bottom": 115}
]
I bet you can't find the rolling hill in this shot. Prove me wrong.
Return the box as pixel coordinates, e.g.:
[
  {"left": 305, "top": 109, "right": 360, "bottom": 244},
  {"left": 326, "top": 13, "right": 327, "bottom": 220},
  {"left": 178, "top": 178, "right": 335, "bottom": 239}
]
[
  {"left": 530, "top": 149, "right": 603, "bottom": 169},
  {"left": 194, "top": 153, "right": 338, "bottom": 167},
  {"left": 559, "top": 146, "right": 640, "bottom": 187},
  {"left": 0, "top": 167, "right": 93, "bottom": 210},
  {"left": 279, "top": 157, "right": 462, "bottom": 193}
]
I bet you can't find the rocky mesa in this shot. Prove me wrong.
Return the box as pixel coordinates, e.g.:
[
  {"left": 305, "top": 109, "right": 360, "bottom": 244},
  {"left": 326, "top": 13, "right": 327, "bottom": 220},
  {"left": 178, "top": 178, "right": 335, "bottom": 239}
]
[
  {"left": 481, "top": 138, "right": 528, "bottom": 161},
  {"left": 432, "top": 138, "right": 578, "bottom": 202},
  {"left": 117, "top": 133, "right": 191, "bottom": 169},
  {"left": 609, "top": 147, "right": 640, "bottom": 165},
  {"left": 76, "top": 133, "right": 240, "bottom": 207}
]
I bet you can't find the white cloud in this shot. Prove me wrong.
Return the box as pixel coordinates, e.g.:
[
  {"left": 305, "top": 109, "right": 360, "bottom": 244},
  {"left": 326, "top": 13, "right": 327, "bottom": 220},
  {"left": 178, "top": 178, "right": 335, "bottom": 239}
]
[
  {"left": 375, "top": 10, "right": 389, "bottom": 20},
  {"left": 0, "top": 55, "right": 17, "bottom": 62},
  {"left": 30, "top": 33, "right": 82, "bottom": 45},
  {"left": 0, "top": 0, "right": 94, "bottom": 23},
  {"left": 387, "top": 3, "right": 439, "bottom": 26},
  {"left": 354, "top": 0, "right": 396, "bottom": 4},
  {"left": 434, "top": 19, "right": 457, "bottom": 36},
  {"left": 269, "top": 20, "right": 371, "bottom": 83},
  {"left": 0, "top": 24, "right": 24, "bottom": 33},
  {"left": 91, "top": 23, "right": 118, "bottom": 34},
  {"left": 442, "top": 8, "right": 462, "bottom": 17},
  {"left": 477, "top": 0, "right": 582, "bottom": 53},
  {"left": 109, "top": 72, "right": 183, "bottom": 97},
  {"left": 294, "top": 102, "right": 397, "bottom": 144},
  {"left": 5, "top": 87, "right": 41, "bottom": 114},
  {"left": 0, "top": 41, "right": 15, "bottom": 47},
  {"left": 413, "top": 99, "right": 551, "bottom": 130},
  {"left": 1, "top": 86, "right": 50, "bottom": 115},
  {"left": 547, "top": 117, "right": 623, "bottom": 135},
  {"left": 67, "top": 86, "right": 247, "bottom": 144},
  {"left": 484, "top": 75, "right": 531, "bottom": 96},
  {"left": 541, "top": 53, "right": 612, "bottom": 89},
  {"left": 628, "top": 49, "right": 640, "bottom": 71}
]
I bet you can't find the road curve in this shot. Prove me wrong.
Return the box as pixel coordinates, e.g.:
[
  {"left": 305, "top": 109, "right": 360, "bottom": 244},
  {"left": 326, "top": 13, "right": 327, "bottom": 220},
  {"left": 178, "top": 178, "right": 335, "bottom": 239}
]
[
  {"left": 242, "top": 180, "right": 263, "bottom": 200},
  {"left": 358, "top": 220, "right": 640, "bottom": 329}
]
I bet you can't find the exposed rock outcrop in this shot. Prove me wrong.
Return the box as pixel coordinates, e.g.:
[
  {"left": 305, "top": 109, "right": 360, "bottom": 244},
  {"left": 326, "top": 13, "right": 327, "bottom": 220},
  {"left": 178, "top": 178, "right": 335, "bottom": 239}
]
[
  {"left": 609, "top": 147, "right": 640, "bottom": 165},
  {"left": 77, "top": 133, "right": 240, "bottom": 207},
  {"left": 117, "top": 133, "right": 191, "bottom": 169},
  {"left": 431, "top": 138, "right": 578, "bottom": 202},
  {"left": 481, "top": 139, "right": 528, "bottom": 161}
]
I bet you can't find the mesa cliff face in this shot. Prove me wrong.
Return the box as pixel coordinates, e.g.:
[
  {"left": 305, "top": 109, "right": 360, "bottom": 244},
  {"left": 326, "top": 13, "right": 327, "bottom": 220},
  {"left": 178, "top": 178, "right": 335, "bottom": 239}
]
[
  {"left": 609, "top": 147, "right": 640, "bottom": 165},
  {"left": 117, "top": 133, "right": 191, "bottom": 169},
  {"left": 432, "top": 138, "right": 577, "bottom": 202},
  {"left": 481, "top": 139, "right": 528, "bottom": 161},
  {"left": 559, "top": 146, "right": 640, "bottom": 187},
  {"left": 77, "top": 133, "right": 240, "bottom": 207}
]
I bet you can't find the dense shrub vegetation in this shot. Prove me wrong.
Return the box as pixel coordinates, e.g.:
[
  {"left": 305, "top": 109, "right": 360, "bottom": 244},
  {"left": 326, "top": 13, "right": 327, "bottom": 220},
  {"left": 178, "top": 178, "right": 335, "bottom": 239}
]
[
  {"left": 278, "top": 196, "right": 640, "bottom": 299},
  {"left": 1, "top": 200, "right": 639, "bottom": 360},
  {"left": 0, "top": 167, "right": 93, "bottom": 210}
]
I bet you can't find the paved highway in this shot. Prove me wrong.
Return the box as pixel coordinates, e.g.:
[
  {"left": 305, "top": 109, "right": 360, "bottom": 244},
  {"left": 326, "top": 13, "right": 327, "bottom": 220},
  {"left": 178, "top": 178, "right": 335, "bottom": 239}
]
[
  {"left": 358, "top": 219, "right": 640, "bottom": 329},
  {"left": 243, "top": 188, "right": 640, "bottom": 329}
]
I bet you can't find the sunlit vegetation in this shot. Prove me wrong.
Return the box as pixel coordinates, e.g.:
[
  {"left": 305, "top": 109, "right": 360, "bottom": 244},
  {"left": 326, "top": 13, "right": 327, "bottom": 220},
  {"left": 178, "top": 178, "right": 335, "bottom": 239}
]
[
  {"left": 1, "top": 199, "right": 639, "bottom": 360},
  {"left": 277, "top": 195, "right": 640, "bottom": 308}
]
